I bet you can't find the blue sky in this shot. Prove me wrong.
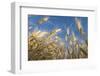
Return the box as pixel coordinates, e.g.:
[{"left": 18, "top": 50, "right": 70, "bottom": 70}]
[{"left": 28, "top": 15, "right": 88, "bottom": 43}]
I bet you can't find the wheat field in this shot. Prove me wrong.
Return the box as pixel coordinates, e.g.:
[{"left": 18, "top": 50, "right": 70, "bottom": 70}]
[{"left": 28, "top": 15, "right": 88, "bottom": 60}]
